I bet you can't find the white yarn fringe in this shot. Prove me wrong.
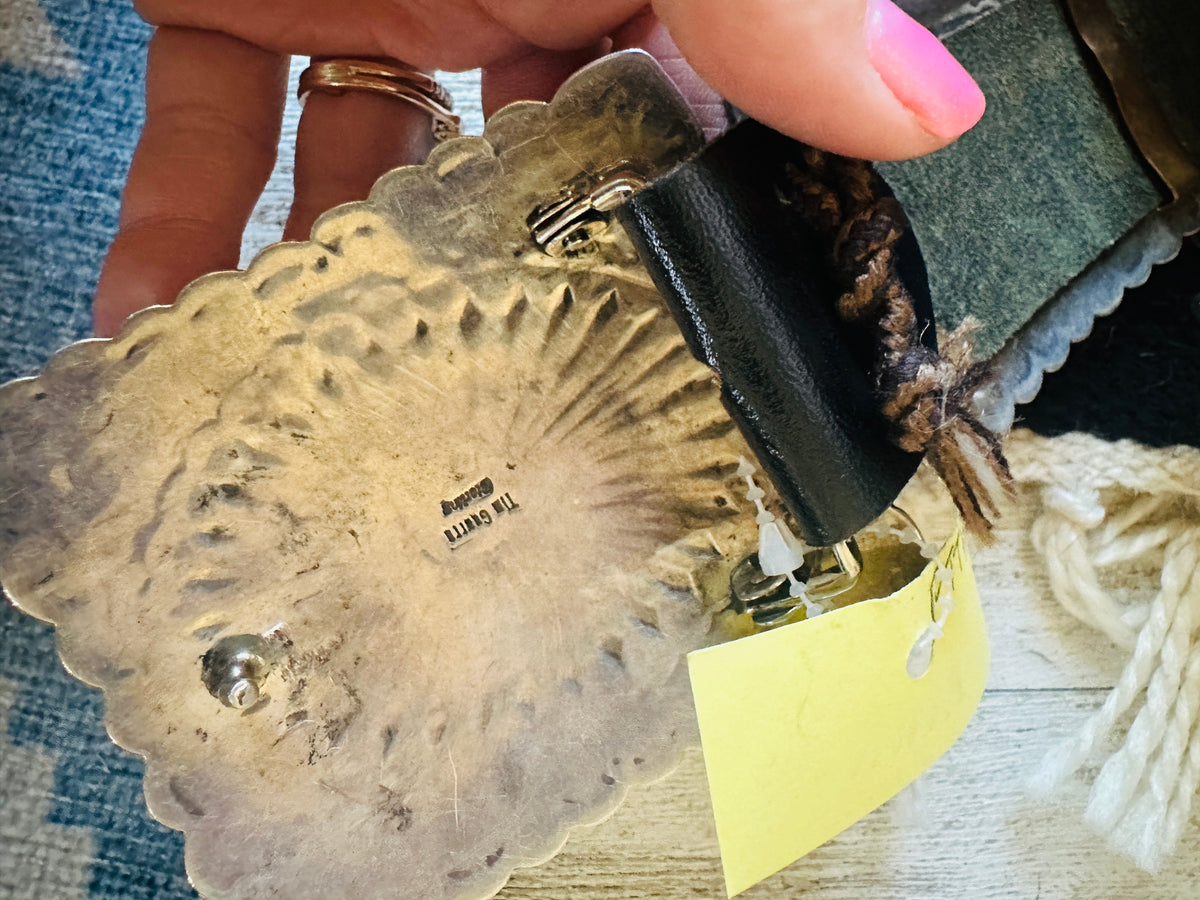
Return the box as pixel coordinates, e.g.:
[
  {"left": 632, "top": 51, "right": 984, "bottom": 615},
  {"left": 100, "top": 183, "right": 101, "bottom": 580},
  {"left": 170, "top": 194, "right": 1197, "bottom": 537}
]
[{"left": 1010, "top": 431, "right": 1200, "bottom": 872}]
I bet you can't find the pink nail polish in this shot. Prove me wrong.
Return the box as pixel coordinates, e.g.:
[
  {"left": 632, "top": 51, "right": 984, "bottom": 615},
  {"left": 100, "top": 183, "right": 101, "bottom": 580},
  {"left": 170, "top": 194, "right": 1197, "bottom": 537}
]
[{"left": 865, "top": 0, "right": 986, "bottom": 140}]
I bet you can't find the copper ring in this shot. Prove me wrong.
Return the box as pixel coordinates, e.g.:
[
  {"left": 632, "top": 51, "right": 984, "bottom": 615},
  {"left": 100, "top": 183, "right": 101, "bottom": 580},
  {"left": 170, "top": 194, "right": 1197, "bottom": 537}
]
[{"left": 298, "top": 58, "right": 461, "bottom": 142}]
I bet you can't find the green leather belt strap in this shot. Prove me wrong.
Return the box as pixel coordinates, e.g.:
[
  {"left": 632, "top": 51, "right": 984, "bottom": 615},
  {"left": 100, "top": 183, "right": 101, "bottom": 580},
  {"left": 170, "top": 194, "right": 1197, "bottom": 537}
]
[{"left": 887, "top": 0, "right": 1198, "bottom": 359}]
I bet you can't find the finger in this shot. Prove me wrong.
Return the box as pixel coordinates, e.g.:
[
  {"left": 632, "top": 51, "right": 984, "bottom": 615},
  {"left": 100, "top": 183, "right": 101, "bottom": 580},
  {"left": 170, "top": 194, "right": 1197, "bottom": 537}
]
[
  {"left": 652, "top": 0, "right": 985, "bottom": 160},
  {"left": 476, "top": 0, "right": 644, "bottom": 50},
  {"left": 480, "top": 42, "right": 608, "bottom": 118},
  {"left": 135, "top": 0, "right": 525, "bottom": 71},
  {"left": 610, "top": 9, "right": 726, "bottom": 139},
  {"left": 94, "top": 28, "right": 286, "bottom": 336},
  {"left": 136, "top": 0, "right": 644, "bottom": 70},
  {"left": 284, "top": 83, "right": 439, "bottom": 241}
]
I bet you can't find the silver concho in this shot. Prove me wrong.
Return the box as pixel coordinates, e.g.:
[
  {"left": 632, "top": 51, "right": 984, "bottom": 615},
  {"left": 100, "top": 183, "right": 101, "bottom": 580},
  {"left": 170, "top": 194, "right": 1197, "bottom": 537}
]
[{"left": 0, "top": 53, "right": 766, "bottom": 899}]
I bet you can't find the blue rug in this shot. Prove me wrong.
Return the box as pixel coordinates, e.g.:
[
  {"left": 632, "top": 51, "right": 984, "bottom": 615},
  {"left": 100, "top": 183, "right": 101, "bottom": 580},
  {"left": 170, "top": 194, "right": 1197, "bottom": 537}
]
[{"left": 1, "top": 2, "right": 194, "bottom": 895}]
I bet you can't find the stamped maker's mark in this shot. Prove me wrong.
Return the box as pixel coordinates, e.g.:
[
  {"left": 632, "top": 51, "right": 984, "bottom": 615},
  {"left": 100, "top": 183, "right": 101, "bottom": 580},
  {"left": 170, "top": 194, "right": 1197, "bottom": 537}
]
[{"left": 442, "top": 476, "right": 520, "bottom": 548}]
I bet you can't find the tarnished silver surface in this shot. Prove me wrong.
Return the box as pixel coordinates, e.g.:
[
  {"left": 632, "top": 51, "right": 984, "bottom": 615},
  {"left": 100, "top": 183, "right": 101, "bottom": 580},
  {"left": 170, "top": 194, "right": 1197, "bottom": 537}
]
[{"left": 0, "top": 53, "right": 763, "bottom": 900}]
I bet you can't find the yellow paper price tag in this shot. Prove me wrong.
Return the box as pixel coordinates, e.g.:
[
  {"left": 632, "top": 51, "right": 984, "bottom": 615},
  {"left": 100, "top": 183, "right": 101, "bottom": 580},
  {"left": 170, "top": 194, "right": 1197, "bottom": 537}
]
[{"left": 688, "top": 527, "right": 988, "bottom": 896}]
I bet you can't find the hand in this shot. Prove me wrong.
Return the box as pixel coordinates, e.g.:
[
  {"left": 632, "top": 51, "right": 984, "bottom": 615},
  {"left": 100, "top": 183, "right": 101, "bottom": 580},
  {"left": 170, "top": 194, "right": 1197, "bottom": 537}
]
[{"left": 93, "top": 0, "right": 985, "bottom": 336}]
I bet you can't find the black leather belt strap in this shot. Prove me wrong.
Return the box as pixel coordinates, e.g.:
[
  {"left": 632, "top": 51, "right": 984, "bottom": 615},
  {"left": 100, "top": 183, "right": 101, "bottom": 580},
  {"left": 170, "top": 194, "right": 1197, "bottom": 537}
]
[{"left": 617, "top": 119, "right": 933, "bottom": 547}]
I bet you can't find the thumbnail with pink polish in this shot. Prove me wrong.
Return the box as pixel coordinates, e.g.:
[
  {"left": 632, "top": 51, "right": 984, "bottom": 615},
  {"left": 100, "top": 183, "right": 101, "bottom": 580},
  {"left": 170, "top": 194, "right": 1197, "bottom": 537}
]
[{"left": 865, "top": 0, "right": 986, "bottom": 140}]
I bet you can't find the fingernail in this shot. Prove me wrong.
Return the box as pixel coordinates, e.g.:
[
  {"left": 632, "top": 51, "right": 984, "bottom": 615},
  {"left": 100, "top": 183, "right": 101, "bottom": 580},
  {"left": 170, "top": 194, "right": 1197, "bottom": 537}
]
[{"left": 865, "top": 0, "right": 986, "bottom": 140}]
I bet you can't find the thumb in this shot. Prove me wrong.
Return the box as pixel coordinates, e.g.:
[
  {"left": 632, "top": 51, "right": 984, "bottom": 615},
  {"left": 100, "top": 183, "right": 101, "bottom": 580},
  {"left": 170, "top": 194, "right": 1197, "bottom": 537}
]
[{"left": 652, "top": 0, "right": 984, "bottom": 161}]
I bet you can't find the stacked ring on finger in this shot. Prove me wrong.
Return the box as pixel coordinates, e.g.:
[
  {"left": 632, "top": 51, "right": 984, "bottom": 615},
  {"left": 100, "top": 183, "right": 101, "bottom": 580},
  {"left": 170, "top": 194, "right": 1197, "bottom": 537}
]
[{"left": 298, "top": 58, "right": 460, "bottom": 142}]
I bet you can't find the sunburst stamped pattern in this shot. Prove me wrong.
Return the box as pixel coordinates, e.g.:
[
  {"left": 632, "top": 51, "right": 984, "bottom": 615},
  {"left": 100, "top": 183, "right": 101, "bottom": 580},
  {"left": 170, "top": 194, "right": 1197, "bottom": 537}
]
[{"left": 0, "top": 54, "right": 767, "bottom": 899}]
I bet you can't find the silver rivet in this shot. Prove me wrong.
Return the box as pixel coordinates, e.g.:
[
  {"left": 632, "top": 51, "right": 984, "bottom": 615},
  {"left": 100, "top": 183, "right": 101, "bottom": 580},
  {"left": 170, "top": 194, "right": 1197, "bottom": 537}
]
[{"left": 201, "top": 633, "right": 279, "bottom": 709}]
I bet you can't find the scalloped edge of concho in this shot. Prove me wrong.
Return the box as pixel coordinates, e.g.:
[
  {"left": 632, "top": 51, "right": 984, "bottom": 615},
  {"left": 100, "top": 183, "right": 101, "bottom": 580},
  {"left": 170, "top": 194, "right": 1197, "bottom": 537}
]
[{"left": 0, "top": 50, "right": 729, "bottom": 900}]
